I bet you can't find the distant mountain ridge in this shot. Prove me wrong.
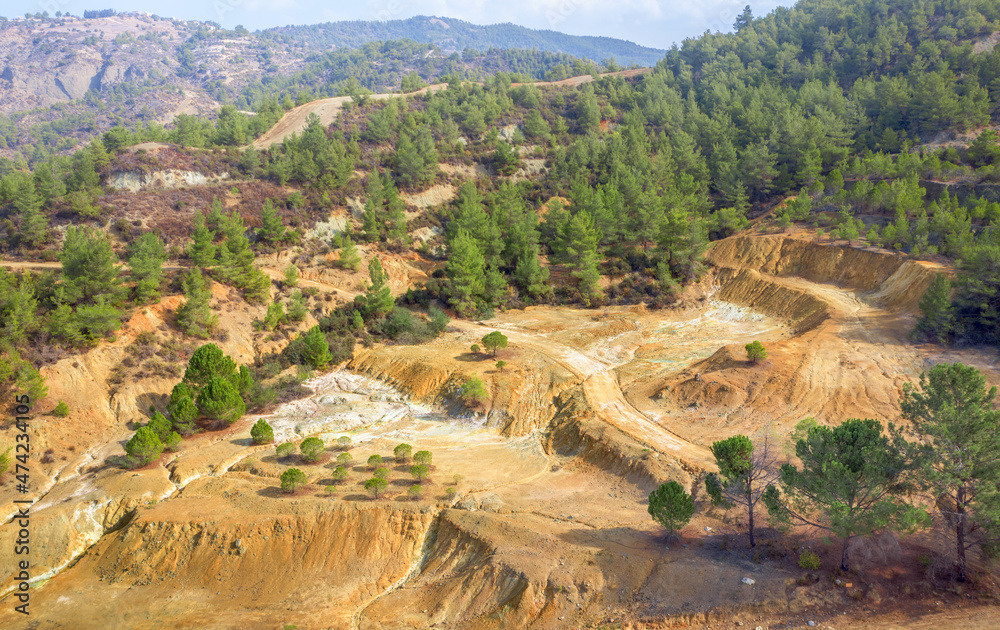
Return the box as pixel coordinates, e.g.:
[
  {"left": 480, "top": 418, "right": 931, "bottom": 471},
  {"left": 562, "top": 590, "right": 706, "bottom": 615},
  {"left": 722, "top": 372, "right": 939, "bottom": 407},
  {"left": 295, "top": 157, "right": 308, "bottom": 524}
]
[{"left": 262, "top": 15, "right": 667, "bottom": 67}]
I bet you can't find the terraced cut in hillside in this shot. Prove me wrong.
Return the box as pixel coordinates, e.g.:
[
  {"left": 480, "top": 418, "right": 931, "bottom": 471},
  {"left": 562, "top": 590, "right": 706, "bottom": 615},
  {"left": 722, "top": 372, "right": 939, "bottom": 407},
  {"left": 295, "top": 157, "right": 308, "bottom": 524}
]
[{"left": 4, "top": 234, "right": 998, "bottom": 629}]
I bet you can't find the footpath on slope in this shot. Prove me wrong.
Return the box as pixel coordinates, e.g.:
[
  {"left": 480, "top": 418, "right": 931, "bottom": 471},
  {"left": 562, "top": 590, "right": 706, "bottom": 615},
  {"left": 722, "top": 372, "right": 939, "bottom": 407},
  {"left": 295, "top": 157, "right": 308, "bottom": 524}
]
[{"left": 252, "top": 68, "right": 653, "bottom": 149}]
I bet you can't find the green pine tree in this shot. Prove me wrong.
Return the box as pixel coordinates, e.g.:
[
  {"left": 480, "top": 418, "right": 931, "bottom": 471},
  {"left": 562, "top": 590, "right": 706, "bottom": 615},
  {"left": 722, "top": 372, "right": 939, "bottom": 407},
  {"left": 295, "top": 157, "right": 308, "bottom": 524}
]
[
  {"left": 899, "top": 363, "right": 1000, "bottom": 582},
  {"left": 446, "top": 229, "right": 486, "bottom": 316},
  {"left": 338, "top": 234, "right": 361, "bottom": 270},
  {"left": 363, "top": 258, "right": 394, "bottom": 318},
  {"left": 257, "top": 198, "right": 286, "bottom": 244},
  {"left": 563, "top": 211, "right": 603, "bottom": 306},
  {"left": 915, "top": 274, "right": 955, "bottom": 344},
  {"left": 176, "top": 267, "right": 219, "bottom": 339},
  {"left": 128, "top": 233, "right": 166, "bottom": 303},
  {"left": 187, "top": 211, "right": 217, "bottom": 268}
]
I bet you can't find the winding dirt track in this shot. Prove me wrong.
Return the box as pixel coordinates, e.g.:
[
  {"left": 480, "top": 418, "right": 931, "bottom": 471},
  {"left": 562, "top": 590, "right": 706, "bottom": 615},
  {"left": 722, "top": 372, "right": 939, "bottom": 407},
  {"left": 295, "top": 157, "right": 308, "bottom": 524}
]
[
  {"left": 252, "top": 68, "right": 653, "bottom": 149},
  {"left": 449, "top": 318, "right": 717, "bottom": 471}
]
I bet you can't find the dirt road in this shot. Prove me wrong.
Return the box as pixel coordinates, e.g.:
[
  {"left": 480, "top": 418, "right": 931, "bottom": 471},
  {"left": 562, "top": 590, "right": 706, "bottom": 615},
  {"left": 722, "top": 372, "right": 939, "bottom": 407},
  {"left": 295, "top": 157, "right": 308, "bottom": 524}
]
[
  {"left": 450, "top": 318, "right": 717, "bottom": 470},
  {"left": 252, "top": 68, "right": 653, "bottom": 149}
]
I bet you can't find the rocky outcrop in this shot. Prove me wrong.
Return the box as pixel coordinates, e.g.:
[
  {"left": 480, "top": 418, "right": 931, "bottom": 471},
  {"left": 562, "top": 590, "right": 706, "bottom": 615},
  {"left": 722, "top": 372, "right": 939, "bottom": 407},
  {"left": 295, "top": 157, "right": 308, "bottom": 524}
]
[
  {"left": 707, "top": 235, "right": 938, "bottom": 313},
  {"left": 348, "top": 348, "right": 571, "bottom": 437},
  {"left": 107, "top": 169, "right": 230, "bottom": 192}
]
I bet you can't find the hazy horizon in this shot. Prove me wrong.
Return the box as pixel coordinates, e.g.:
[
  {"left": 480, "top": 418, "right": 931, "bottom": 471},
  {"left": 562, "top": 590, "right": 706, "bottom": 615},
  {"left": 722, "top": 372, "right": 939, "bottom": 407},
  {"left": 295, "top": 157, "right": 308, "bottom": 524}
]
[{"left": 2, "top": 1, "right": 792, "bottom": 51}]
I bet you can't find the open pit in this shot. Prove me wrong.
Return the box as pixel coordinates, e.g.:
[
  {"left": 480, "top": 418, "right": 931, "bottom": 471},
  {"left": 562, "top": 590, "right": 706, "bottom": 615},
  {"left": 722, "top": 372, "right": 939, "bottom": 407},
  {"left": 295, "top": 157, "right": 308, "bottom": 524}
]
[{"left": 4, "top": 234, "right": 1000, "bottom": 629}]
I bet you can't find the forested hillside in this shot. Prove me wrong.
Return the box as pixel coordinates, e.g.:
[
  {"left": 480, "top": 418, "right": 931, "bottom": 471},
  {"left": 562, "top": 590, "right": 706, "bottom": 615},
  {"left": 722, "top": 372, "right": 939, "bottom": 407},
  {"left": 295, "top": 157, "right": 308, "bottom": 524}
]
[
  {"left": 3, "top": 0, "right": 1000, "bottom": 399},
  {"left": 262, "top": 15, "right": 666, "bottom": 67},
  {"left": 0, "top": 13, "right": 608, "bottom": 162}
]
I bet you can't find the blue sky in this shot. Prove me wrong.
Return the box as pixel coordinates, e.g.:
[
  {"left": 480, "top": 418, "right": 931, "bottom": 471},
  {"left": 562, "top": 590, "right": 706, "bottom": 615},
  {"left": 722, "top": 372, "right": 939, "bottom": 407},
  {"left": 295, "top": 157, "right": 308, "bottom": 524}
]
[{"left": 4, "top": 1, "right": 792, "bottom": 49}]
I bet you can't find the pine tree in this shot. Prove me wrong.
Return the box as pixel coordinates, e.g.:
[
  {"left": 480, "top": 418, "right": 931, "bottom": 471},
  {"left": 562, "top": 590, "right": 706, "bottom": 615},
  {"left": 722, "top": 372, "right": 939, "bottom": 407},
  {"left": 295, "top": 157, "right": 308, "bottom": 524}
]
[
  {"left": 187, "top": 211, "right": 216, "bottom": 268},
  {"left": 217, "top": 211, "right": 256, "bottom": 285},
  {"left": 648, "top": 481, "right": 695, "bottom": 539},
  {"left": 363, "top": 258, "right": 394, "bottom": 318},
  {"left": 899, "top": 363, "right": 1000, "bottom": 582},
  {"left": 915, "top": 274, "right": 955, "bottom": 343},
  {"left": 19, "top": 203, "right": 48, "bottom": 249},
  {"left": 286, "top": 290, "right": 307, "bottom": 323},
  {"left": 128, "top": 233, "right": 166, "bottom": 303},
  {"left": 706, "top": 434, "right": 778, "bottom": 548},
  {"left": 196, "top": 377, "right": 246, "bottom": 425},
  {"left": 384, "top": 179, "right": 410, "bottom": 246},
  {"left": 393, "top": 133, "right": 426, "bottom": 187},
  {"left": 124, "top": 426, "right": 164, "bottom": 468},
  {"left": 257, "top": 198, "right": 286, "bottom": 244},
  {"left": 176, "top": 269, "right": 218, "bottom": 338},
  {"left": 513, "top": 242, "right": 550, "bottom": 301},
  {"left": 0, "top": 280, "right": 39, "bottom": 345},
  {"left": 576, "top": 88, "right": 601, "bottom": 132},
  {"left": 167, "top": 382, "right": 199, "bottom": 435},
  {"left": 563, "top": 211, "right": 603, "bottom": 306},
  {"left": 301, "top": 326, "right": 333, "bottom": 369},
  {"left": 766, "top": 419, "right": 928, "bottom": 571},
  {"left": 60, "top": 226, "right": 123, "bottom": 305},
  {"left": 361, "top": 173, "right": 385, "bottom": 242},
  {"left": 483, "top": 265, "right": 508, "bottom": 308},
  {"left": 338, "top": 234, "right": 361, "bottom": 270},
  {"left": 183, "top": 343, "right": 237, "bottom": 388},
  {"left": 523, "top": 109, "right": 550, "bottom": 140},
  {"left": 446, "top": 229, "right": 486, "bottom": 316}
]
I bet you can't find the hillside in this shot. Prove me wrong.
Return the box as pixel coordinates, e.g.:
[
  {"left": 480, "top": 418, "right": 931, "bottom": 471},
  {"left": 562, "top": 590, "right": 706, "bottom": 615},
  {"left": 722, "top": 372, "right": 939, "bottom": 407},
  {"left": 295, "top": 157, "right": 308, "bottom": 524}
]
[
  {"left": 262, "top": 15, "right": 667, "bottom": 66},
  {"left": 0, "top": 14, "right": 615, "bottom": 162},
  {"left": 3, "top": 0, "right": 1000, "bottom": 628}
]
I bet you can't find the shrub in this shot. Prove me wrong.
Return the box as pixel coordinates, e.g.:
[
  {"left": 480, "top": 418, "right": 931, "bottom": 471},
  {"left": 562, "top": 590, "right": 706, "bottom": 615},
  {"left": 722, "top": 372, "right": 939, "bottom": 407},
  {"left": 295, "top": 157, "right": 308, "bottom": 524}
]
[
  {"left": 163, "top": 431, "right": 182, "bottom": 452},
  {"left": 445, "top": 486, "right": 457, "bottom": 498},
  {"left": 470, "top": 344, "right": 480, "bottom": 354},
  {"left": 428, "top": 306, "right": 450, "bottom": 336},
  {"left": 374, "top": 466, "right": 390, "bottom": 479},
  {"left": 332, "top": 465, "right": 349, "bottom": 481},
  {"left": 286, "top": 290, "right": 308, "bottom": 322},
  {"left": 394, "top": 443, "right": 412, "bottom": 462},
  {"left": 250, "top": 419, "right": 274, "bottom": 444},
  {"left": 408, "top": 484, "right": 423, "bottom": 500},
  {"left": 325, "top": 485, "right": 337, "bottom": 496},
  {"left": 300, "top": 437, "right": 325, "bottom": 463},
  {"left": 280, "top": 467, "right": 307, "bottom": 493},
  {"left": 799, "top": 551, "right": 822, "bottom": 571},
  {"left": 124, "top": 426, "right": 163, "bottom": 468},
  {"left": 410, "top": 464, "right": 429, "bottom": 481},
  {"left": 53, "top": 400, "right": 70, "bottom": 417},
  {"left": 337, "top": 436, "right": 352, "bottom": 449},
  {"left": 262, "top": 302, "right": 285, "bottom": 330},
  {"left": 283, "top": 326, "right": 333, "bottom": 370},
  {"left": 276, "top": 442, "right": 296, "bottom": 458},
  {"left": 365, "top": 476, "right": 388, "bottom": 499},
  {"left": 495, "top": 360, "right": 506, "bottom": 373},
  {"left": 283, "top": 263, "right": 300, "bottom": 288},
  {"left": 367, "top": 454, "right": 384, "bottom": 469},
  {"left": 413, "top": 450, "right": 432, "bottom": 466},
  {"left": 336, "top": 452, "right": 353, "bottom": 465},
  {"left": 460, "top": 375, "right": 488, "bottom": 406}
]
